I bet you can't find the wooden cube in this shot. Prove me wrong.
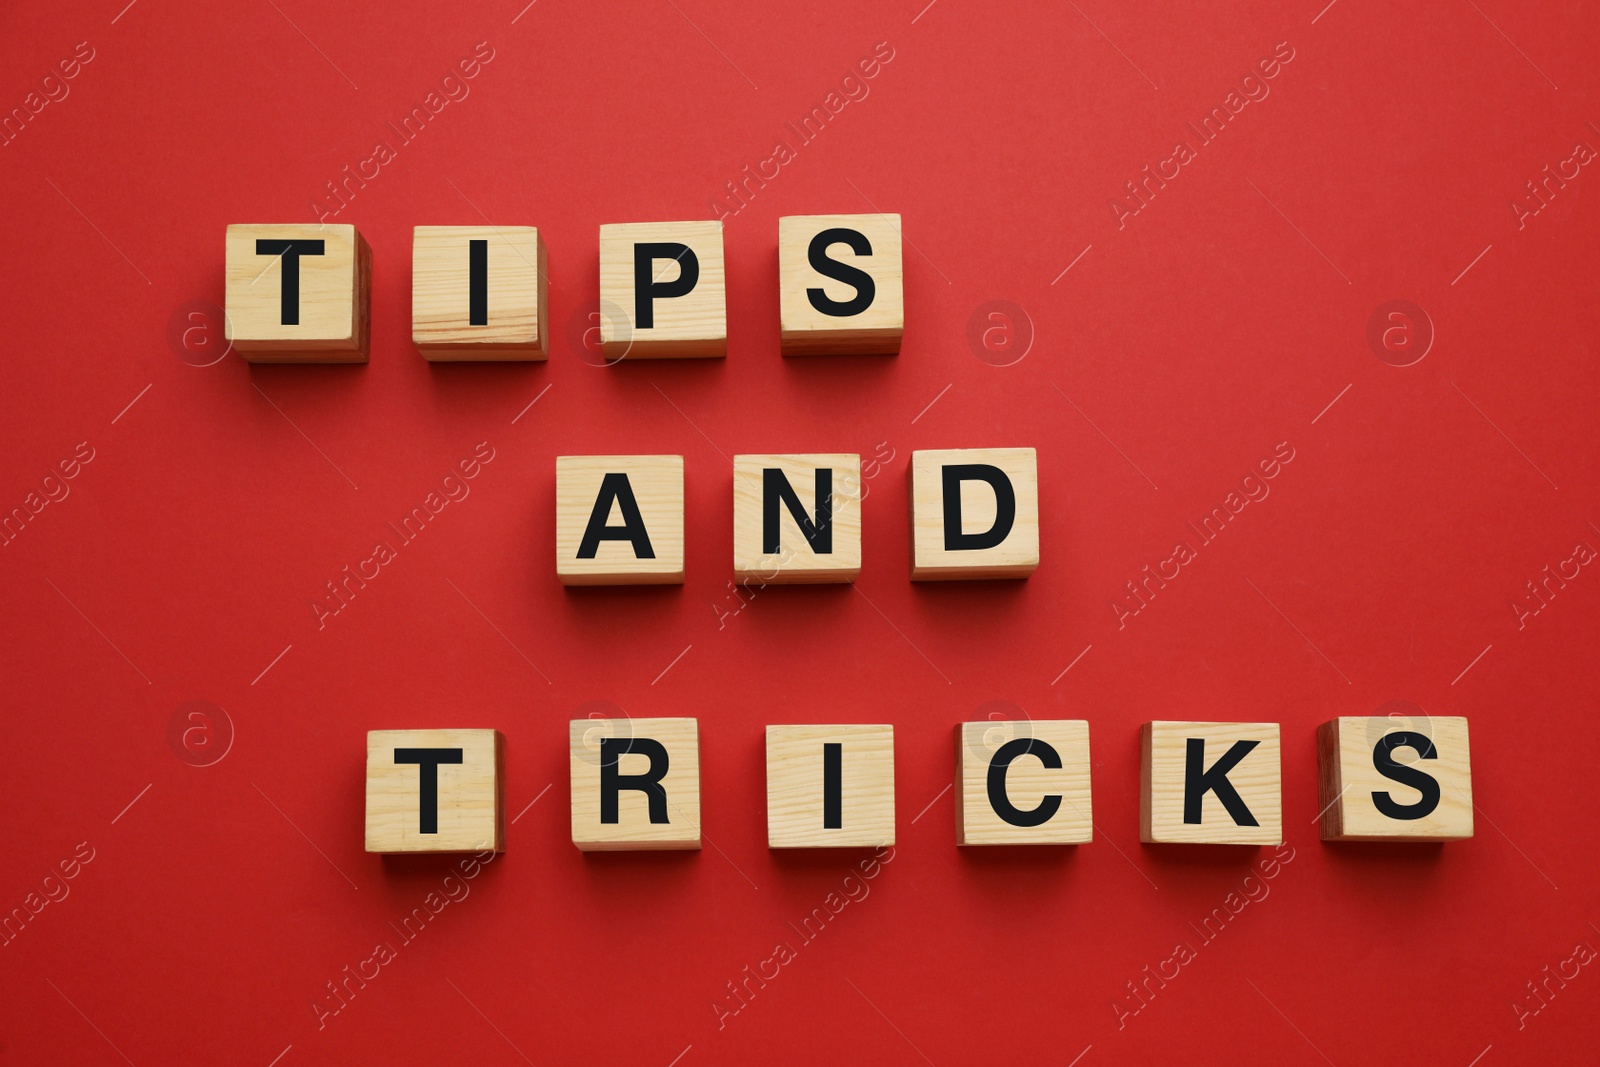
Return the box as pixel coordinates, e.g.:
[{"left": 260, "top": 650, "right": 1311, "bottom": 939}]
[
  {"left": 412, "top": 225, "right": 547, "bottom": 360},
  {"left": 1141, "top": 721, "right": 1281, "bottom": 845},
  {"left": 598, "top": 221, "right": 725, "bottom": 358},
  {"left": 766, "top": 724, "right": 894, "bottom": 848},
  {"left": 957, "top": 720, "right": 1092, "bottom": 845},
  {"left": 909, "top": 448, "right": 1039, "bottom": 580},
  {"left": 570, "top": 717, "right": 700, "bottom": 850},
  {"left": 365, "top": 729, "right": 504, "bottom": 853},
  {"left": 1318, "top": 716, "right": 1473, "bottom": 841},
  {"left": 779, "top": 213, "right": 903, "bottom": 355},
  {"left": 732, "top": 453, "right": 862, "bottom": 584},
  {"left": 225, "top": 224, "right": 371, "bottom": 362},
  {"left": 555, "top": 455, "right": 685, "bottom": 585}
]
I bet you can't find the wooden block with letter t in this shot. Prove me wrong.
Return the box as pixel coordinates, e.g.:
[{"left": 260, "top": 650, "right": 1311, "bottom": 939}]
[
  {"left": 555, "top": 455, "right": 685, "bottom": 585},
  {"left": 1141, "top": 721, "right": 1281, "bottom": 845},
  {"left": 910, "top": 447, "right": 1039, "bottom": 580},
  {"left": 1318, "top": 716, "right": 1473, "bottom": 841},
  {"left": 365, "top": 729, "right": 504, "bottom": 853},
  {"left": 225, "top": 224, "right": 371, "bottom": 362},
  {"left": 570, "top": 717, "right": 701, "bottom": 850},
  {"left": 732, "top": 453, "right": 862, "bottom": 583},
  {"left": 412, "top": 225, "right": 547, "bottom": 360},
  {"left": 766, "top": 724, "right": 894, "bottom": 848},
  {"left": 957, "top": 720, "right": 1092, "bottom": 845},
  {"left": 779, "top": 213, "right": 903, "bottom": 355},
  {"left": 598, "top": 221, "right": 725, "bottom": 358}
]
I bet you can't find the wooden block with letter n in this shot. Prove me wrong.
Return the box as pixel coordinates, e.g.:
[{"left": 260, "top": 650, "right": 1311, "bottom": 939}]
[
  {"left": 910, "top": 447, "right": 1039, "bottom": 580},
  {"left": 766, "top": 724, "right": 894, "bottom": 848},
  {"left": 555, "top": 455, "right": 685, "bottom": 585},
  {"left": 598, "top": 220, "right": 725, "bottom": 358},
  {"left": 365, "top": 729, "right": 504, "bottom": 853},
  {"left": 779, "top": 213, "right": 903, "bottom": 355},
  {"left": 412, "top": 225, "right": 547, "bottom": 360},
  {"left": 570, "top": 717, "right": 701, "bottom": 850},
  {"left": 732, "top": 453, "right": 862, "bottom": 584},
  {"left": 225, "top": 223, "right": 371, "bottom": 362},
  {"left": 957, "top": 720, "right": 1092, "bottom": 845},
  {"left": 1141, "top": 721, "right": 1281, "bottom": 845},
  {"left": 1318, "top": 716, "right": 1473, "bottom": 841}
]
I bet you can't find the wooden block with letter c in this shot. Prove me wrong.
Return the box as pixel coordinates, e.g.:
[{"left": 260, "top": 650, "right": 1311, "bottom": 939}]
[{"left": 957, "top": 719, "right": 1092, "bottom": 845}]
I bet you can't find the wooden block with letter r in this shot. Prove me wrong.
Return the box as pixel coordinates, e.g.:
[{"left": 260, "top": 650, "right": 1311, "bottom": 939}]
[
  {"left": 1318, "top": 716, "right": 1473, "bottom": 841},
  {"left": 732, "top": 453, "right": 862, "bottom": 583},
  {"left": 766, "top": 724, "right": 894, "bottom": 848},
  {"left": 957, "top": 719, "right": 1092, "bottom": 845},
  {"left": 570, "top": 717, "right": 701, "bottom": 850},
  {"left": 1141, "top": 721, "right": 1281, "bottom": 845},
  {"left": 598, "top": 221, "right": 725, "bottom": 358},
  {"left": 365, "top": 729, "right": 504, "bottom": 853},
  {"left": 555, "top": 455, "right": 685, "bottom": 585},
  {"left": 779, "top": 213, "right": 903, "bottom": 355},
  {"left": 225, "top": 223, "right": 371, "bottom": 362},
  {"left": 412, "top": 225, "right": 547, "bottom": 360},
  {"left": 910, "top": 447, "right": 1039, "bottom": 580}
]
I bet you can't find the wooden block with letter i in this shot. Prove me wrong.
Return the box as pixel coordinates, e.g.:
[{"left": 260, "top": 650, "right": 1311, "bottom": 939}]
[
  {"left": 1318, "top": 716, "right": 1473, "bottom": 841},
  {"left": 1141, "top": 721, "right": 1281, "bottom": 845},
  {"left": 570, "top": 717, "right": 701, "bottom": 850},
  {"left": 779, "top": 213, "right": 903, "bottom": 355},
  {"left": 556, "top": 455, "right": 685, "bottom": 585},
  {"left": 412, "top": 225, "right": 547, "bottom": 360},
  {"left": 910, "top": 447, "right": 1039, "bottom": 580},
  {"left": 958, "top": 720, "right": 1092, "bottom": 845},
  {"left": 766, "top": 724, "right": 894, "bottom": 848},
  {"left": 598, "top": 221, "right": 726, "bottom": 358},
  {"left": 225, "top": 224, "right": 371, "bottom": 362},
  {"left": 732, "top": 453, "right": 862, "bottom": 583},
  {"left": 365, "top": 729, "right": 504, "bottom": 853}
]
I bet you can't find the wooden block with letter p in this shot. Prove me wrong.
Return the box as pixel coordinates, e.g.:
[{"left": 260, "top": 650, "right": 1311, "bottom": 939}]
[
  {"left": 365, "top": 729, "right": 504, "bottom": 853},
  {"left": 412, "top": 225, "right": 547, "bottom": 360},
  {"left": 910, "top": 447, "right": 1039, "bottom": 580},
  {"left": 1141, "top": 721, "right": 1281, "bottom": 845},
  {"left": 225, "top": 223, "right": 371, "bottom": 362},
  {"left": 732, "top": 453, "right": 862, "bottom": 584},
  {"left": 766, "top": 724, "right": 894, "bottom": 848},
  {"left": 555, "top": 455, "right": 685, "bottom": 585},
  {"left": 1318, "top": 716, "right": 1473, "bottom": 841},
  {"left": 570, "top": 717, "right": 701, "bottom": 850},
  {"left": 598, "top": 220, "right": 725, "bottom": 358},
  {"left": 957, "top": 719, "right": 1092, "bottom": 845},
  {"left": 779, "top": 213, "right": 903, "bottom": 355}
]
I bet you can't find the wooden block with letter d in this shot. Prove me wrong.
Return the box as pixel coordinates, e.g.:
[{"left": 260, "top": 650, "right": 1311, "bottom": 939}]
[
  {"left": 732, "top": 453, "right": 862, "bottom": 583},
  {"left": 570, "top": 717, "right": 701, "bottom": 850},
  {"left": 412, "top": 225, "right": 547, "bottom": 360},
  {"left": 225, "top": 224, "right": 371, "bottom": 362},
  {"left": 910, "top": 447, "right": 1039, "bottom": 580},
  {"left": 555, "top": 455, "right": 685, "bottom": 585},
  {"left": 365, "top": 729, "right": 504, "bottom": 853},
  {"left": 766, "top": 724, "right": 894, "bottom": 848},
  {"left": 957, "top": 720, "right": 1092, "bottom": 845},
  {"left": 779, "top": 213, "right": 903, "bottom": 355},
  {"left": 1318, "top": 716, "right": 1473, "bottom": 841},
  {"left": 1141, "top": 721, "right": 1281, "bottom": 845},
  {"left": 598, "top": 221, "right": 725, "bottom": 358}
]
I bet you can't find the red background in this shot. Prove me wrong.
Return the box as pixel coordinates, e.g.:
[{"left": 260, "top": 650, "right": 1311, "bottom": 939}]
[{"left": 2, "top": 0, "right": 1598, "bottom": 1063}]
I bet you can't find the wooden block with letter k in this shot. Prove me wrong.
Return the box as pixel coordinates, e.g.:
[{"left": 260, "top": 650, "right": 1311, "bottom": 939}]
[{"left": 1141, "top": 721, "right": 1281, "bottom": 845}]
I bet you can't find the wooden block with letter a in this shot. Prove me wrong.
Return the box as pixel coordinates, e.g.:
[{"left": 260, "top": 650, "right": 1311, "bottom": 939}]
[
  {"left": 1141, "top": 721, "right": 1281, "bottom": 845},
  {"left": 570, "top": 717, "right": 701, "bottom": 850},
  {"left": 555, "top": 455, "right": 685, "bottom": 585},
  {"left": 766, "top": 724, "right": 894, "bottom": 848},
  {"left": 732, "top": 453, "right": 862, "bottom": 583},
  {"left": 1318, "top": 716, "right": 1473, "bottom": 841},
  {"left": 412, "top": 225, "right": 547, "bottom": 360},
  {"left": 957, "top": 719, "right": 1092, "bottom": 845},
  {"left": 598, "top": 221, "right": 725, "bottom": 358},
  {"left": 225, "top": 223, "right": 371, "bottom": 362},
  {"left": 365, "top": 729, "right": 504, "bottom": 853},
  {"left": 910, "top": 447, "right": 1039, "bottom": 580},
  {"left": 779, "top": 213, "right": 903, "bottom": 355}
]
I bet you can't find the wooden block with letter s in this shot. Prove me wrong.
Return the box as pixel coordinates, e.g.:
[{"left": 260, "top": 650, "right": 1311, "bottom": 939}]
[
  {"left": 570, "top": 717, "right": 701, "bottom": 850},
  {"left": 779, "top": 212, "right": 903, "bottom": 355},
  {"left": 957, "top": 719, "right": 1092, "bottom": 845},
  {"left": 555, "top": 455, "right": 685, "bottom": 585},
  {"left": 1141, "top": 721, "right": 1281, "bottom": 845},
  {"left": 910, "top": 447, "right": 1039, "bottom": 580},
  {"left": 365, "top": 729, "right": 504, "bottom": 853},
  {"left": 598, "top": 221, "right": 725, "bottom": 358},
  {"left": 225, "top": 223, "right": 372, "bottom": 362},
  {"left": 732, "top": 453, "right": 862, "bottom": 583},
  {"left": 412, "top": 225, "right": 547, "bottom": 360},
  {"left": 766, "top": 724, "right": 894, "bottom": 848},
  {"left": 1318, "top": 716, "right": 1473, "bottom": 841}
]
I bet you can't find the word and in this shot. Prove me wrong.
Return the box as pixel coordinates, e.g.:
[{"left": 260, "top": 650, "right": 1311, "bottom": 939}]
[
  {"left": 1, "top": 840, "right": 95, "bottom": 947},
  {"left": 2, "top": 440, "right": 96, "bottom": 547},
  {"left": 1510, "top": 536, "right": 1595, "bottom": 629},
  {"left": 1, "top": 41, "right": 95, "bottom": 148},
  {"left": 1510, "top": 137, "right": 1596, "bottom": 230}
]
